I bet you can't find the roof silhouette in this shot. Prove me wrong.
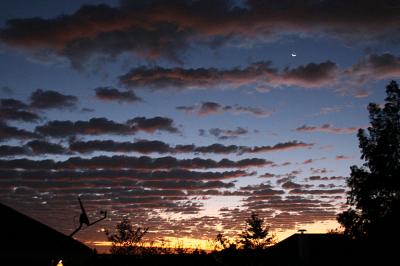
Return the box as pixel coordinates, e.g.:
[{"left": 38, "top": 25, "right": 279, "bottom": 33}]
[
  {"left": 0, "top": 202, "right": 92, "bottom": 265},
  {"left": 268, "top": 233, "right": 359, "bottom": 266}
]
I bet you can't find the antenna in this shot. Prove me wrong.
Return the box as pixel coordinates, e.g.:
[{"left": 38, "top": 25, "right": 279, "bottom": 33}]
[
  {"left": 70, "top": 197, "right": 107, "bottom": 237},
  {"left": 298, "top": 229, "right": 307, "bottom": 234}
]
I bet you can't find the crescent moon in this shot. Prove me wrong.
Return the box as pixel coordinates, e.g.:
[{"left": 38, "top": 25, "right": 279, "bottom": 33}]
[{"left": 291, "top": 53, "right": 297, "bottom": 57}]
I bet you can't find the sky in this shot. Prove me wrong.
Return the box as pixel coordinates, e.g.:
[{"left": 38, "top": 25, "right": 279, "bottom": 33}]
[{"left": 1, "top": 0, "right": 400, "bottom": 252}]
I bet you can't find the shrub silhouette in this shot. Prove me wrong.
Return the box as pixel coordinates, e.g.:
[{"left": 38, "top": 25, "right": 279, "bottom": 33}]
[{"left": 105, "top": 217, "right": 148, "bottom": 255}]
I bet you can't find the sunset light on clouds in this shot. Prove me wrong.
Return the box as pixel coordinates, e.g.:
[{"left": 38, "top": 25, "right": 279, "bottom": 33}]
[{"left": 1, "top": 0, "right": 400, "bottom": 251}]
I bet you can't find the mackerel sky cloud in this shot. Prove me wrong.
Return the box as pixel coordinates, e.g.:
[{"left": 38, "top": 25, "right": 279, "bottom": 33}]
[{"left": 0, "top": 0, "right": 399, "bottom": 251}]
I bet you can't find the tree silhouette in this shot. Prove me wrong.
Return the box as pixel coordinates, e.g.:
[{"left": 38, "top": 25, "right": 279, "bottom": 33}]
[
  {"left": 214, "top": 233, "right": 237, "bottom": 251},
  {"left": 238, "top": 213, "right": 275, "bottom": 249},
  {"left": 105, "top": 217, "right": 148, "bottom": 255},
  {"left": 338, "top": 80, "right": 400, "bottom": 241}
]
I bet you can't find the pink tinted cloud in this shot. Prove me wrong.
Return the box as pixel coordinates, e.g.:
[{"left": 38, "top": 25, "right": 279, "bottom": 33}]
[{"left": 295, "top": 123, "right": 360, "bottom": 134}]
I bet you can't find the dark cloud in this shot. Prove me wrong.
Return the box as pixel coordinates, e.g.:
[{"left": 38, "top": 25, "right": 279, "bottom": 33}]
[
  {"left": 194, "top": 140, "right": 314, "bottom": 154},
  {"left": 271, "top": 161, "right": 292, "bottom": 168},
  {"left": 240, "top": 195, "right": 339, "bottom": 228},
  {"left": 309, "top": 175, "right": 345, "bottom": 181},
  {"left": 95, "top": 86, "right": 142, "bottom": 103},
  {"left": 289, "top": 188, "right": 345, "bottom": 195},
  {"left": 1, "top": 168, "right": 247, "bottom": 181},
  {"left": 119, "top": 64, "right": 260, "bottom": 89},
  {"left": 329, "top": 176, "right": 345, "bottom": 180},
  {"left": 281, "top": 181, "right": 303, "bottom": 190},
  {"left": 177, "top": 101, "right": 273, "bottom": 117},
  {"left": 198, "top": 102, "right": 221, "bottom": 115},
  {"left": 127, "top": 116, "right": 178, "bottom": 133},
  {"left": 334, "top": 53, "right": 400, "bottom": 96},
  {"left": 0, "top": 164, "right": 248, "bottom": 225},
  {"left": 192, "top": 144, "right": 239, "bottom": 154},
  {"left": 242, "top": 141, "right": 313, "bottom": 153},
  {"left": 138, "top": 180, "right": 234, "bottom": 190},
  {"left": 309, "top": 175, "right": 322, "bottom": 181},
  {"left": 276, "top": 61, "right": 338, "bottom": 88},
  {"left": 69, "top": 139, "right": 312, "bottom": 155},
  {"left": 218, "top": 192, "right": 342, "bottom": 231},
  {"left": 175, "top": 105, "right": 195, "bottom": 114},
  {"left": 310, "top": 168, "right": 330, "bottom": 175},
  {"left": 1, "top": 98, "right": 28, "bottom": 109},
  {"left": 70, "top": 139, "right": 172, "bottom": 154},
  {"left": 0, "top": 98, "right": 40, "bottom": 122},
  {"left": 1, "top": 1, "right": 399, "bottom": 67},
  {"left": 0, "top": 122, "right": 40, "bottom": 142},
  {"left": 120, "top": 61, "right": 337, "bottom": 90},
  {"left": 36, "top": 118, "right": 134, "bottom": 137},
  {"left": 227, "top": 105, "right": 273, "bottom": 117},
  {"left": 29, "top": 89, "right": 78, "bottom": 110},
  {"left": 35, "top": 116, "right": 178, "bottom": 137},
  {"left": 0, "top": 141, "right": 67, "bottom": 156},
  {"left": 26, "top": 140, "right": 68, "bottom": 155},
  {"left": 259, "top": 172, "right": 275, "bottom": 178},
  {"left": 276, "top": 176, "right": 294, "bottom": 185},
  {"left": 295, "top": 123, "right": 360, "bottom": 134},
  {"left": 0, "top": 145, "right": 29, "bottom": 157},
  {"left": 0, "top": 3, "right": 191, "bottom": 67},
  {"left": 0, "top": 108, "right": 40, "bottom": 123},
  {"left": 0, "top": 155, "right": 271, "bottom": 170},
  {"left": 346, "top": 53, "right": 400, "bottom": 82},
  {"left": 206, "top": 127, "right": 249, "bottom": 140},
  {"left": 303, "top": 159, "right": 313, "bottom": 164},
  {"left": 335, "top": 155, "right": 352, "bottom": 160},
  {"left": 193, "top": 141, "right": 313, "bottom": 154},
  {"left": 240, "top": 183, "right": 285, "bottom": 197},
  {"left": 119, "top": 53, "right": 400, "bottom": 95}
]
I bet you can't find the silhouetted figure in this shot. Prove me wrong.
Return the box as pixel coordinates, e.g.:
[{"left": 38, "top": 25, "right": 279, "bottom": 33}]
[{"left": 70, "top": 197, "right": 107, "bottom": 237}]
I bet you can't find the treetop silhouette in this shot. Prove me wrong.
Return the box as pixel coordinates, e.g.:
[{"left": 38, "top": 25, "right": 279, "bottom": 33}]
[
  {"left": 238, "top": 213, "right": 275, "bottom": 249},
  {"left": 106, "top": 217, "right": 148, "bottom": 255},
  {"left": 338, "top": 80, "right": 400, "bottom": 240}
]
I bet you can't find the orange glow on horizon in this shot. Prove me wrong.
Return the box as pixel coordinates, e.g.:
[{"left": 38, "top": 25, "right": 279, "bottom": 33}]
[
  {"left": 89, "top": 237, "right": 214, "bottom": 251},
  {"left": 86, "top": 219, "right": 340, "bottom": 253}
]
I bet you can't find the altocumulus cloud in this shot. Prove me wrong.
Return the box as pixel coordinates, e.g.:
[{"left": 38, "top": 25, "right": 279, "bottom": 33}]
[
  {"left": 0, "top": 155, "right": 271, "bottom": 170},
  {"left": 295, "top": 123, "right": 360, "bottom": 134},
  {"left": 35, "top": 116, "right": 179, "bottom": 137},
  {"left": 177, "top": 101, "right": 274, "bottom": 117},
  {"left": 29, "top": 89, "right": 78, "bottom": 110},
  {"left": 120, "top": 53, "right": 400, "bottom": 93},
  {"left": 119, "top": 61, "right": 338, "bottom": 90},
  {"left": 95, "top": 86, "right": 142, "bottom": 103},
  {"left": 68, "top": 139, "right": 312, "bottom": 155},
  {"left": 0, "top": 0, "right": 399, "bottom": 66},
  {"left": 0, "top": 98, "right": 40, "bottom": 122},
  {"left": 0, "top": 122, "right": 40, "bottom": 142}
]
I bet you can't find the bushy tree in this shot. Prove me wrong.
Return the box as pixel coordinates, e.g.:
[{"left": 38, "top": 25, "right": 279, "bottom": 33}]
[
  {"left": 105, "top": 217, "right": 148, "bottom": 255},
  {"left": 238, "top": 213, "right": 275, "bottom": 249},
  {"left": 214, "top": 233, "right": 237, "bottom": 251},
  {"left": 338, "top": 80, "right": 400, "bottom": 240}
]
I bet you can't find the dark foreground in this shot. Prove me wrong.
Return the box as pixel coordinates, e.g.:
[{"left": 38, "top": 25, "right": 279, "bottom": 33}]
[
  {"left": 2, "top": 236, "right": 397, "bottom": 266},
  {"left": 0, "top": 202, "right": 396, "bottom": 266}
]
